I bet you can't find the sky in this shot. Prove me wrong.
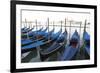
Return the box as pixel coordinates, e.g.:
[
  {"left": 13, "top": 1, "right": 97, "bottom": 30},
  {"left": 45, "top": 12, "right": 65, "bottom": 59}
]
[{"left": 21, "top": 9, "right": 90, "bottom": 39}]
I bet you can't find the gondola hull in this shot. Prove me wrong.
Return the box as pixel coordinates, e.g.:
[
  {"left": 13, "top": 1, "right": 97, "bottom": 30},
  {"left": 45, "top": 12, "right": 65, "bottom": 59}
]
[
  {"left": 83, "top": 31, "right": 90, "bottom": 57},
  {"left": 40, "top": 31, "right": 67, "bottom": 61},
  {"left": 58, "top": 30, "right": 79, "bottom": 61}
]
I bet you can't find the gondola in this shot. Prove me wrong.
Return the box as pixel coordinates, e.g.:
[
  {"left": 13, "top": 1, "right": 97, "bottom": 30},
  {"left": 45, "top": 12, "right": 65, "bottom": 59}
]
[
  {"left": 21, "top": 27, "right": 27, "bottom": 31},
  {"left": 21, "top": 27, "right": 34, "bottom": 33},
  {"left": 21, "top": 27, "right": 48, "bottom": 46},
  {"left": 40, "top": 30, "right": 67, "bottom": 61},
  {"left": 58, "top": 30, "right": 79, "bottom": 61},
  {"left": 27, "top": 27, "right": 43, "bottom": 38},
  {"left": 21, "top": 28, "right": 55, "bottom": 53},
  {"left": 21, "top": 28, "right": 62, "bottom": 54},
  {"left": 28, "top": 28, "right": 54, "bottom": 43},
  {"left": 30, "top": 27, "right": 48, "bottom": 41},
  {"left": 39, "top": 28, "right": 62, "bottom": 49},
  {"left": 36, "top": 27, "right": 48, "bottom": 36},
  {"left": 50, "top": 29, "right": 62, "bottom": 41},
  {"left": 21, "top": 27, "right": 43, "bottom": 39},
  {"left": 21, "top": 27, "right": 34, "bottom": 39},
  {"left": 83, "top": 30, "right": 90, "bottom": 56},
  {"left": 78, "top": 20, "right": 90, "bottom": 59}
]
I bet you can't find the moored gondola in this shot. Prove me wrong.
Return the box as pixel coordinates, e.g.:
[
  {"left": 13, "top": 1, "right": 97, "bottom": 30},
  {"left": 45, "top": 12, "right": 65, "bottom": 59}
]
[
  {"left": 27, "top": 27, "right": 43, "bottom": 38},
  {"left": 21, "top": 27, "right": 27, "bottom": 31},
  {"left": 83, "top": 30, "right": 90, "bottom": 57},
  {"left": 40, "top": 30, "right": 67, "bottom": 61},
  {"left": 21, "top": 27, "right": 43, "bottom": 39},
  {"left": 21, "top": 27, "right": 48, "bottom": 46},
  {"left": 58, "top": 30, "right": 79, "bottom": 61},
  {"left": 21, "top": 27, "right": 34, "bottom": 33},
  {"left": 21, "top": 28, "right": 55, "bottom": 53}
]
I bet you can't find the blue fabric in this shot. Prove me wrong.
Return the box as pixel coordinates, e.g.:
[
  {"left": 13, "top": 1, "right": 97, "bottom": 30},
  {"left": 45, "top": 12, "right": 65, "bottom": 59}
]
[
  {"left": 22, "top": 40, "right": 44, "bottom": 50},
  {"left": 59, "top": 30, "right": 79, "bottom": 60},
  {"left": 44, "top": 28, "right": 54, "bottom": 39},
  {"left": 71, "top": 30, "right": 79, "bottom": 41},
  {"left": 60, "top": 46, "right": 78, "bottom": 60},
  {"left": 51, "top": 29, "right": 62, "bottom": 41},
  {"left": 41, "top": 31, "right": 67, "bottom": 54},
  {"left": 57, "top": 36, "right": 64, "bottom": 43},
  {"left": 21, "top": 39, "right": 33, "bottom": 45},
  {"left": 43, "top": 43, "right": 60, "bottom": 54},
  {"left": 83, "top": 31, "right": 90, "bottom": 41},
  {"left": 57, "top": 31, "right": 67, "bottom": 42},
  {"left": 21, "top": 28, "right": 54, "bottom": 46},
  {"left": 83, "top": 31, "right": 90, "bottom": 55},
  {"left": 55, "top": 30, "right": 67, "bottom": 42},
  {"left": 37, "top": 27, "right": 48, "bottom": 36},
  {"left": 28, "top": 27, "right": 43, "bottom": 36}
]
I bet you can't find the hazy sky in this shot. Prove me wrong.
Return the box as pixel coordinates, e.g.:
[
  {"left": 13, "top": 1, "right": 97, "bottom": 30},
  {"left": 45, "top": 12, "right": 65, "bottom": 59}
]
[{"left": 21, "top": 9, "right": 90, "bottom": 38}]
